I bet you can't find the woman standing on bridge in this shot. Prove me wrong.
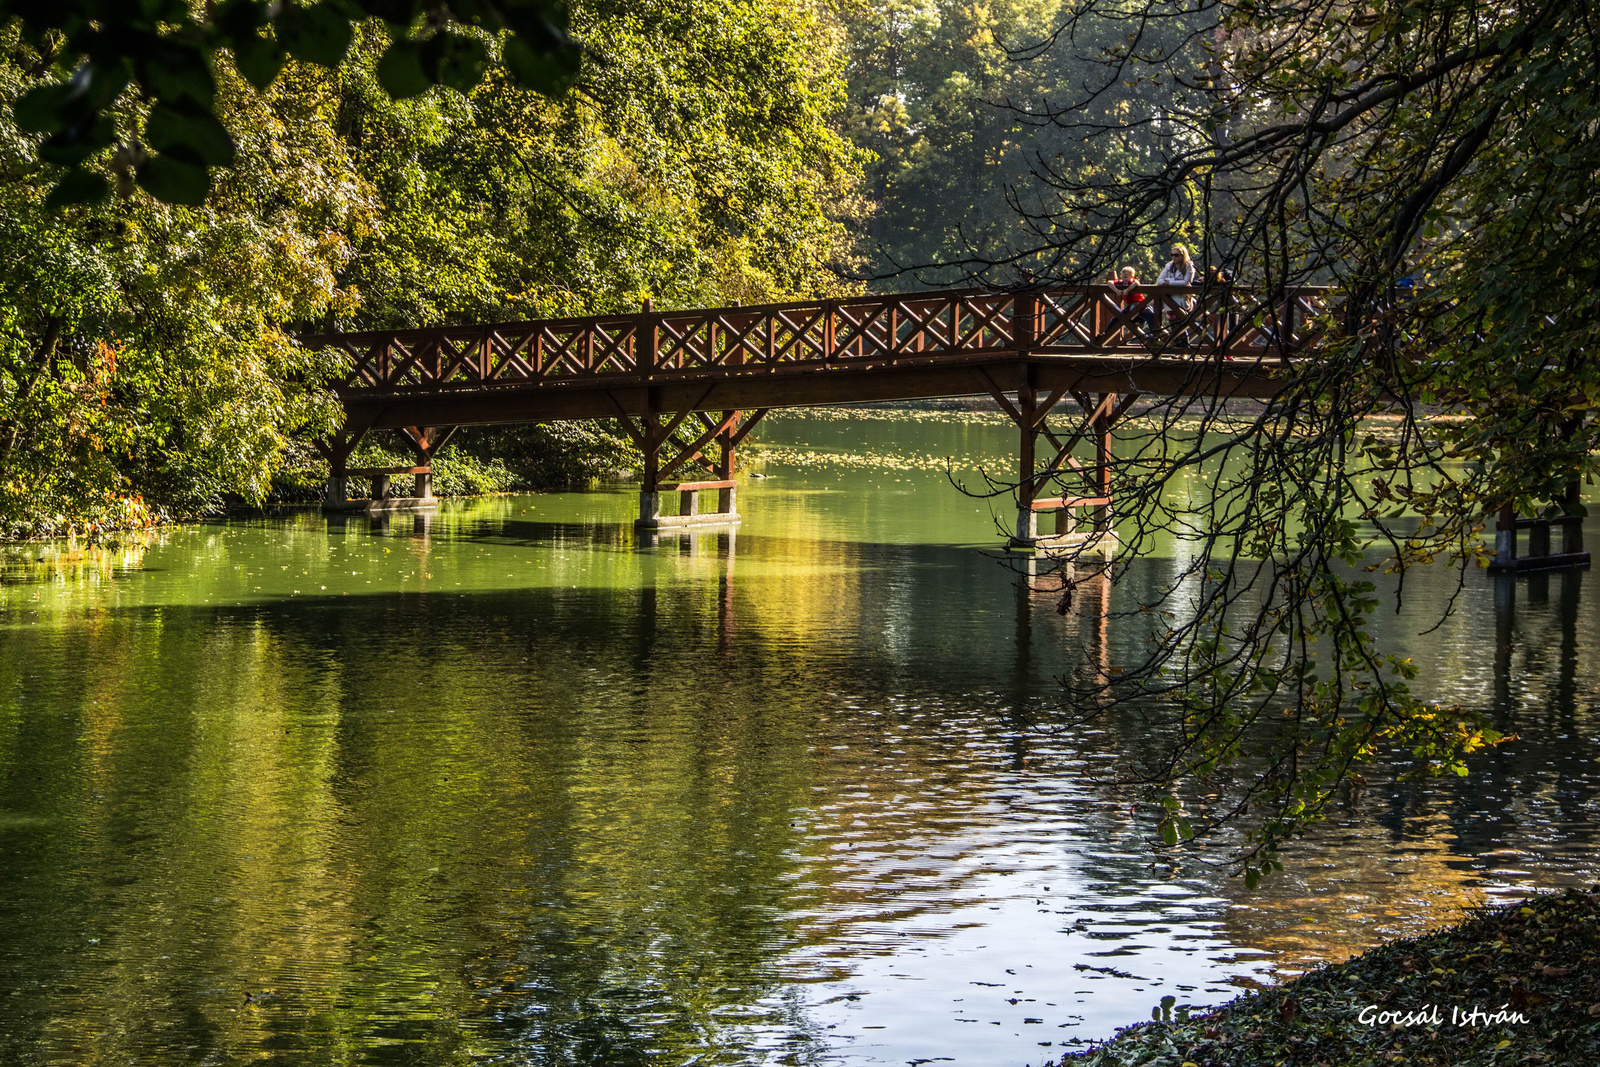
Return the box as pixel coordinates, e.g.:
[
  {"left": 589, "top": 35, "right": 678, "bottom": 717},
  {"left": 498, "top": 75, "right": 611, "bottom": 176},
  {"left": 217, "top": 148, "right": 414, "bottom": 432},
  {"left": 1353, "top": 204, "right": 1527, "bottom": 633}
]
[
  {"left": 1155, "top": 243, "right": 1196, "bottom": 289},
  {"left": 1155, "top": 243, "right": 1197, "bottom": 344}
]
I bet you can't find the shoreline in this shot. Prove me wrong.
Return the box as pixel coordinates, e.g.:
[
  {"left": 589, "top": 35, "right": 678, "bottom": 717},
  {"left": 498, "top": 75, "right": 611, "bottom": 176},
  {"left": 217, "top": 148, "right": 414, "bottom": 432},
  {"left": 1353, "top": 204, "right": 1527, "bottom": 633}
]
[{"left": 1049, "top": 889, "right": 1600, "bottom": 1066}]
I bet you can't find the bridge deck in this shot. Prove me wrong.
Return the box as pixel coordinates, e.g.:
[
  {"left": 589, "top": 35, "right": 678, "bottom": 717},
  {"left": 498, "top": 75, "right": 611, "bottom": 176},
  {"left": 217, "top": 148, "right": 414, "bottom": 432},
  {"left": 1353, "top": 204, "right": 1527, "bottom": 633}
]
[{"left": 303, "top": 284, "right": 1328, "bottom": 429}]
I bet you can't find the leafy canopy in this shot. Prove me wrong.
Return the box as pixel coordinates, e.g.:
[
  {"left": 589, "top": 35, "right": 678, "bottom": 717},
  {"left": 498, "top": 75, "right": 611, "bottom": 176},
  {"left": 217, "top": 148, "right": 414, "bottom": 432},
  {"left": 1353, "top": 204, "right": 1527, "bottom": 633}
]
[
  {"left": 0, "top": 0, "right": 861, "bottom": 536},
  {"left": 1, "top": 0, "right": 580, "bottom": 206},
  {"left": 837, "top": 0, "right": 1207, "bottom": 285}
]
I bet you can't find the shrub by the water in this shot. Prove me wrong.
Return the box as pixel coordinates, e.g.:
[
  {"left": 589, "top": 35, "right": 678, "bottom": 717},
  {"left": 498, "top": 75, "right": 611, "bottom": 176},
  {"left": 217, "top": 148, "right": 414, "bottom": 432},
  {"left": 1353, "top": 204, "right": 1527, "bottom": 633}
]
[{"left": 263, "top": 422, "right": 642, "bottom": 506}]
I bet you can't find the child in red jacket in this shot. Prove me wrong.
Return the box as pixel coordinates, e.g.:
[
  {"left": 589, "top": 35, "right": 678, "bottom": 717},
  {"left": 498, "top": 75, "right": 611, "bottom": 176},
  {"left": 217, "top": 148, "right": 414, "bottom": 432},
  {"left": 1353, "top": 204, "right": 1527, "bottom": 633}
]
[
  {"left": 1108, "top": 267, "right": 1149, "bottom": 330},
  {"left": 1108, "top": 267, "right": 1144, "bottom": 310}
]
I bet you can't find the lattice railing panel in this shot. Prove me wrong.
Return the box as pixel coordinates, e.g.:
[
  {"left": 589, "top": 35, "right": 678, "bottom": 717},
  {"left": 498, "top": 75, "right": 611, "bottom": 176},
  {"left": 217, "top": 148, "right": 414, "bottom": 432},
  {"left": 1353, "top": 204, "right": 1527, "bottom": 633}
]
[
  {"left": 302, "top": 286, "right": 1332, "bottom": 393},
  {"left": 1037, "top": 291, "right": 1097, "bottom": 348},
  {"left": 953, "top": 293, "right": 1016, "bottom": 351},
  {"left": 768, "top": 307, "right": 828, "bottom": 364},
  {"left": 656, "top": 315, "right": 717, "bottom": 371}
]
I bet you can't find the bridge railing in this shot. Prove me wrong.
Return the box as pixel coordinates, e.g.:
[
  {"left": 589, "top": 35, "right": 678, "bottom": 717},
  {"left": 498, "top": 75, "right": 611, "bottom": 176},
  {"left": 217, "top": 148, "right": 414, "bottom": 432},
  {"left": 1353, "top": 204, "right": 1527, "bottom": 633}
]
[{"left": 302, "top": 285, "right": 1332, "bottom": 395}]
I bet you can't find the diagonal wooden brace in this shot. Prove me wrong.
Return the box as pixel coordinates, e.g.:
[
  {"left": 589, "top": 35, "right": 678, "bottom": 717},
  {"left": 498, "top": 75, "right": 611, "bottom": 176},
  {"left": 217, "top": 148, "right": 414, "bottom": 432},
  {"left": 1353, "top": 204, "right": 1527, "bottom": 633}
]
[{"left": 659, "top": 408, "right": 742, "bottom": 481}]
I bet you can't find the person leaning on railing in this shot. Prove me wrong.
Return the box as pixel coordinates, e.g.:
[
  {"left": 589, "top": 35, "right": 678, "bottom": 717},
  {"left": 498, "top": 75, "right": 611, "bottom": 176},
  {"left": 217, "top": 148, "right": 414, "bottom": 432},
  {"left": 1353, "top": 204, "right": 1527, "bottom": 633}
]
[
  {"left": 1205, "top": 265, "right": 1236, "bottom": 355},
  {"left": 1155, "top": 243, "right": 1196, "bottom": 288},
  {"left": 1155, "top": 243, "right": 1197, "bottom": 345},
  {"left": 1106, "top": 266, "right": 1150, "bottom": 333}
]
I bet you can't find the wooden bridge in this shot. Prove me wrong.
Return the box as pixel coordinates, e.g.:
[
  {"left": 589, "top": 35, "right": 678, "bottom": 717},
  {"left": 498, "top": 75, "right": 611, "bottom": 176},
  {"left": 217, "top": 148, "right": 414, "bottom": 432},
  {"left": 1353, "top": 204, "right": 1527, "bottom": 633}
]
[
  {"left": 306, "top": 282, "right": 1330, "bottom": 546},
  {"left": 304, "top": 282, "right": 1587, "bottom": 568}
]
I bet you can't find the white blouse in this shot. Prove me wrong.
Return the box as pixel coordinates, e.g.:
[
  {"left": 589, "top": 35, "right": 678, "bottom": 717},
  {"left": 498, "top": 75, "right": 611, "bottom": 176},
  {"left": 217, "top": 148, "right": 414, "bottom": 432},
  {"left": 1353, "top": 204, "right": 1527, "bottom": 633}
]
[{"left": 1155, "top": 261, "right": 1195, "bottom": 286}]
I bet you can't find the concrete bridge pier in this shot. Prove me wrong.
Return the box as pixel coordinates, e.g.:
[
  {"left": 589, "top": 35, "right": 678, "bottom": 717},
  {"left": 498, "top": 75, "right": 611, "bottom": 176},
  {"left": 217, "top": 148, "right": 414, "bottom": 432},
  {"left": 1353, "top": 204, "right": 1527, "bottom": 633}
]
[{"left": 639, "top": 489, "right": 662, "bottom": 526}]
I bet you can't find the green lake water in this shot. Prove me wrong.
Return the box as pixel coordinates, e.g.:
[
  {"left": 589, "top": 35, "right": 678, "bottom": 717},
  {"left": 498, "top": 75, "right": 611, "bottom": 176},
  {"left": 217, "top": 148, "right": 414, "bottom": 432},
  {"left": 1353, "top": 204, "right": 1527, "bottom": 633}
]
[{"left": 2, "top": 407, "right": 1598, "bottom": 1065}]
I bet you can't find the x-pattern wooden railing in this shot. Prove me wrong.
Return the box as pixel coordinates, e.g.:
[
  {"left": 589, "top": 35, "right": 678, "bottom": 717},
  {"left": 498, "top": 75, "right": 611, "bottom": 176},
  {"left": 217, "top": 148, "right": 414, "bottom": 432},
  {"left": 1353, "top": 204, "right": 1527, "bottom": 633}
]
[{"left": 302, "top": 285, "right": 1331, "bottom": 396}]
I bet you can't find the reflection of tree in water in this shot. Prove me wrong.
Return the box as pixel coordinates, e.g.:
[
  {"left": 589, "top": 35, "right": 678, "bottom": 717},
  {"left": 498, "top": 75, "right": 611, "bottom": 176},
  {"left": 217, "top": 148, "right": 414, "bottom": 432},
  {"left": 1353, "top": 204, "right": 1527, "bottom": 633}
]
[
  {"left": 0, "top": 530, "right": 1159, "bottom": 1065},
  {"left": 0, "top": 536, "right": 157, "bottom": 602},
  {"left": 986, "top": 547, "right": 1600, "bottom": 977},
  {"left": 10, "top": 504, "right": 1600, "bottom": 1059}
]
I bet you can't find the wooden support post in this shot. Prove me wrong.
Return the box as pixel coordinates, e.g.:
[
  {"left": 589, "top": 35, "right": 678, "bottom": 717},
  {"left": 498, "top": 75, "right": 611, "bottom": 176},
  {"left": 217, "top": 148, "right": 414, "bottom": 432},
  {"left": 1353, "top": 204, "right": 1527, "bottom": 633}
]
[
  {"left": 370, "top": 473, "right": 390, "bottom": 500},
  {"left": 716, "top": 408, "right": 738, "bottom": 516},
  {"left": 315, "top": 415, "right": 376, "bottom": 507},
  {"left": 1564, "top": 480, "right": 1584, "bottom": 556},
  {"left": 413, "top": 433, "right": 437, "bottom": 499},
  {"left": 1094, "top": 394, "right": 1114, "bottom": 534},
  {"left": 1495, "top": 503, "right": 1516, "bottom": 568},
  {"left": 1493, "top": 573, "right": 1513, "bottom": 709},
  {"left": 412, "top": 435, "right": 433, "bottom": 499},
  {"left": 329, "top": 448, "right": 355, "bottom": 505},
  {"left": 640, "top": 397, "right": 662, "bottom": 528},
  {"left": 1015, "top": 382, "right": 1038, "bottom": 544},
  {"left": 641, "top": 298, "right": 658, "bottom": 377},
  {"left": 399, "top": 425, "right": 455, "bottom": 500},
  {"left": 1016, "top": 290, "right": 1037, "bottom": 352},
  {"left": 1528, "top": 517, "right": 1551, "bottom": 559}
]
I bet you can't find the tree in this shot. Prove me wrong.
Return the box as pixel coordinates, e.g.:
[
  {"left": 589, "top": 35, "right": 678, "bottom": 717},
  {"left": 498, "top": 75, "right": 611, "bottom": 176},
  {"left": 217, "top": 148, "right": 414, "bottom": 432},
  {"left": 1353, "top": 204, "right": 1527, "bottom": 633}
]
[
  {"left": 0, "top": 40, "right": 367, "bottom": 536},
  {"left": 969, "top": 0, "right": 1600, "bottom": 882},
  {"left": 835, "top": 0, "right": 1197, "bottom": 284},
  {"left": 0, "top": 1, "right": 863, "bottom": 533},
  {"left": 312, "top": 0, "right": 863, "bottom": 486},
  {"left": 332, "top": 0, "right": 860, "bottom": 328}
]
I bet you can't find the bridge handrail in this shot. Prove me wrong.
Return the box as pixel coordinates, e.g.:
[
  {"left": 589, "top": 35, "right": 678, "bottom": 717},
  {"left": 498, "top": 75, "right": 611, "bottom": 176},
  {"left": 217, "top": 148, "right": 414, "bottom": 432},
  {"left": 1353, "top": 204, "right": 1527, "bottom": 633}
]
[{"left": 302, "top": 283, "right": 1334, "bottom": 395}]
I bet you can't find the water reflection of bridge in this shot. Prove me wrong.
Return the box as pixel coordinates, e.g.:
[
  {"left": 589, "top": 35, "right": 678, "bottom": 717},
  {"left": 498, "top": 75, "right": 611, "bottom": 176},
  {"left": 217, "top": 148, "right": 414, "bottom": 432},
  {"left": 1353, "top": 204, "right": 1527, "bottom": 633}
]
[
  {"left": 330, "top": 509, "right": 1115, "bottom": 700},
  {"left": 304, "top": 285, "right": 1327, "bottom": 546}
]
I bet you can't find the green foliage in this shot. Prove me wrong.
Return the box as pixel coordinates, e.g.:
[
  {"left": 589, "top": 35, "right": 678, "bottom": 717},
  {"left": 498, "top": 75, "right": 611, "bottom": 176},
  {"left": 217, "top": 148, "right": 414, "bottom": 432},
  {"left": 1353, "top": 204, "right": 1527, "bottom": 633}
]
[
  {"left": 836, "top": 0, "right": 1201, "bottom": 284},
  {"left": 0, "top": 43, "right": 363, "bottom": 537},
  {"left": 317, "top": 423, "right": 640, "bottom": 499},
  {"left": 338, "top": 437, "right": 521, "bottom": 498},
  {"left": 450, "top": 423, "right": 643, "bottom": 489},
  {"left": 331, "top": 0, "right": 861, "bottom": 328},
  {"left": 0, "top": 1, "right": 860, "bottom": 537},
  {"left": 2, "top": 0, "right": 580, "bottom": 206}
]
